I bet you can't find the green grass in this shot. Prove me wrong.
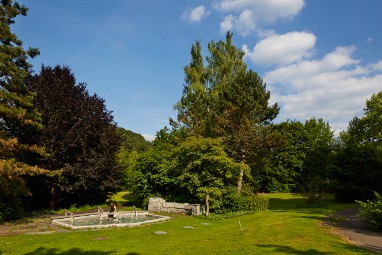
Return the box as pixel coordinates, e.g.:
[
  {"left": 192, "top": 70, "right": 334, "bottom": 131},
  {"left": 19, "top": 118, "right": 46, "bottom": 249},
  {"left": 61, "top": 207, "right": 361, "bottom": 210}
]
[{"left": 0, "top": 193, "right": 378, "bottom": 255}]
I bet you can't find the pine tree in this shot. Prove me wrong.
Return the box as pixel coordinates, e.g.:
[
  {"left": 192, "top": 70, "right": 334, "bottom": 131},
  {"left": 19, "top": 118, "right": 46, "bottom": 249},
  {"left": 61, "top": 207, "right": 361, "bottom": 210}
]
[
  {"left": 0, "top": 0, "right": 46, "bottom": 220},
  {"left": 174, "top": 32, "right": 279, "bottom": 193}
]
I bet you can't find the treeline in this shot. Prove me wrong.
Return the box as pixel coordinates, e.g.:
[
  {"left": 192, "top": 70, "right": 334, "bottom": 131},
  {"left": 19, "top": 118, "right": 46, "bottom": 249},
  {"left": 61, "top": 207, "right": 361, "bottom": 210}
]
[{"left": 1, "top": 1, "right": 381, "bottom": 221}]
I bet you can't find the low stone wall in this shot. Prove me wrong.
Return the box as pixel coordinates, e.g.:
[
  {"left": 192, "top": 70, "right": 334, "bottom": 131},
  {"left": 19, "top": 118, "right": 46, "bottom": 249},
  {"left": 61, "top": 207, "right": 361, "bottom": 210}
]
[{"left": 148, "top": 197, "right": 203, "bottom": 216}]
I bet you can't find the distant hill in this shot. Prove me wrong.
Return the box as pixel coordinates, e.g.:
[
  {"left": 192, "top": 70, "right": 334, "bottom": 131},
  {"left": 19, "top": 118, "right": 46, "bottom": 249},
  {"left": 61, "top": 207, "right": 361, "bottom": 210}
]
[{"left": 117, "top": 127, "right": 152, "bottom": 152}]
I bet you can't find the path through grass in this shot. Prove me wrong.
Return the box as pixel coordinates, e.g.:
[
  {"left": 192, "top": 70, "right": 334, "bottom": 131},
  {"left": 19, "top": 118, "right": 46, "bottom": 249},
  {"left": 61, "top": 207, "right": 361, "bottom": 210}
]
[{"left": 0, "top": 193, "right": 377, "bottom": 254}]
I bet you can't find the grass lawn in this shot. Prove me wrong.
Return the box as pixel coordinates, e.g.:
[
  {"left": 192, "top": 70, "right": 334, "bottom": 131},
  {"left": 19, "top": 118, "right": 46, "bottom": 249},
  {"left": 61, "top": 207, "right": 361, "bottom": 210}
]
[{"left": 0, "top": 193, "right": 377, "bottom": 255}]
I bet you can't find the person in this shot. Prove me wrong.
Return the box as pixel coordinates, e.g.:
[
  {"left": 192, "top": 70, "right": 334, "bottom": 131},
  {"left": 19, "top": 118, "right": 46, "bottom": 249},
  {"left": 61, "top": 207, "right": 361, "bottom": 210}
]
[{"left": 108, "top": 202, "right": 116, "bottom": 219}]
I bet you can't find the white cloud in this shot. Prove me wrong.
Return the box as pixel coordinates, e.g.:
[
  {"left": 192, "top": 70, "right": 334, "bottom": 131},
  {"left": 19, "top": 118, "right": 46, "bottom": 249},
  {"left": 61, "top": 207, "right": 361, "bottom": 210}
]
[
  {"left": 182, "top": 5, "right": 209, "bottom": 22},
  {"left": 142, "top": 134, "right": 155, "bottom": 141},
  {"left": 372, "top": 60, "right": 382, "bottom": 71},
  {"left": 244, "top": 31, "right": 316, "bottom": 66},
  {"left": 264, "top": 46, "right": 382, "bottom": 134},
  {"left": 220, "top": 15, "right": 235, "bottom": 32},
  {"left": 215, "top": 0, "right": 305, "bottom": 36},
  {"left": 220, "top": 9, "right": 257, "bottom": 36}
]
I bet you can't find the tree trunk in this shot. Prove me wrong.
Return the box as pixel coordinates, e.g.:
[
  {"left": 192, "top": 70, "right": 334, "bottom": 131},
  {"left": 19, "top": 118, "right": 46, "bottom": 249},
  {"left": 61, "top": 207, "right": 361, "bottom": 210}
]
[
  {"left": 237, "top": 152, "right": 247, "bottom": 194},
  {"left": 50, "top": 186, "right": 57, "bottom": 210},
  {"left": 206, "top": 194, "right": 210, "bottom": 216},
  {"left": 237, "top": 163, "right": 244, "bottom": 195}
]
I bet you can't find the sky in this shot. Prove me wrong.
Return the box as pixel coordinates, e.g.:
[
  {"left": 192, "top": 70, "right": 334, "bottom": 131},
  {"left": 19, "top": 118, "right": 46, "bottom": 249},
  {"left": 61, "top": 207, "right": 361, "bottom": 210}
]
[{"left": 13, "top": 0, "right": 382, "bottom": 141}]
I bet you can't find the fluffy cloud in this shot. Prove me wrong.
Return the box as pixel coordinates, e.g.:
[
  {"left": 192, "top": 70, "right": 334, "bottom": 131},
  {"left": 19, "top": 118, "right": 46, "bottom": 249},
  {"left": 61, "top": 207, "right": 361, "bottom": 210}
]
[
  {"left": 243, "top": 31, "right": 316, "bottom": 66},
  {"left": 142, "top": 134, "right": 155, "bottom": 141},
  {"left": 214, "top": 0, "right": 305, "bottom": 36},
  {"left": 182, "top": 5, "right": 209, "bottom": 22},
  {"left": 264, "top": 46, "right": 382, "bottom": 133}
]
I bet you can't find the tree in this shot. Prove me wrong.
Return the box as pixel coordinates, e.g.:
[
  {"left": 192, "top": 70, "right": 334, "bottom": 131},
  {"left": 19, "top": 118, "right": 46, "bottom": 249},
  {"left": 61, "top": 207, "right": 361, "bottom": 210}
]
[
  {"left": 344, "top": 91, "right": 382, "bottom": 147},
  {"left": 261, "top": 121, "right": 306, "bottom": 192},
  {"left": 174, "top": 32, "right": 279, "bottom": 193},
  {"left": 0, "top": 0, "right": 47, "bottom": 220},
  {"left": 27, "top": 65, "right": 122, "bottom": 207},
  {"left": 117, "top": 127, "right": 152, "bottom": 153},
  {"left": 130, "top": 127, "right": 188, "bottom": 201},
  {"left": 175, "top": 32, "right": 249, "bottom": 138},
  {"left": 300, "top": 118, "right": 334, "bottom": 204},
  {"left": 174, "top": 42, "right": 209, "bottom": 136},
  {"left": 174, "top": 137, "right": 243, "bottom": 211},
  {"left": 214, "top": 70, "right": 279, "bottom": 193},
  {"left": 332, "top": 91, "right": 382, "bottom": 202},
  {"left": 130, "top": 128, "right": 247, "bottom": 212}
]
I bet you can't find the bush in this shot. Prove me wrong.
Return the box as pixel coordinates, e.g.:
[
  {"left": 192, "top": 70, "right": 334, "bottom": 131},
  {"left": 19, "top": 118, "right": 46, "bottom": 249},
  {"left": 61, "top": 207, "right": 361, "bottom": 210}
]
[
  {"left": 356, "top": 191, "right": 382, "bottom": 230},
  {"left": 0, "top": 161, "right": 31, "bottom": 222},
  {"left": 0, "top": 199, "right": 24, "bottom": 222},
  {"left": 202, "top": 192, "right": 268, "bottom": 220},
  {"left": 222, "top": 191, "right": 269, "bottom": 214}
]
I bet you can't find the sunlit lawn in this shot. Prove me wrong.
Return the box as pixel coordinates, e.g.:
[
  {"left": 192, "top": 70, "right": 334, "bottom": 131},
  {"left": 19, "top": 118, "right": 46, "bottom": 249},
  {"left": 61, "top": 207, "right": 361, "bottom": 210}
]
[{"left": 0, "top": 193, "right": 377, "bottom": 255}]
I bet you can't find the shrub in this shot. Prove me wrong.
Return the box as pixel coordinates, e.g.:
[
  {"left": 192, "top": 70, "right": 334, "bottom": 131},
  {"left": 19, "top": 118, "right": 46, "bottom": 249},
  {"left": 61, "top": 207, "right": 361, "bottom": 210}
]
[
  {"left": 0, "top": 161, "right": 31, "bottom": 222},
  {"left": 222, "top": 191, "right": 269, "bottom": 214},
  {"left": 356, "top": 191, "right": 382, "bottom": 230},
  {"left": 202, "top": 193, "right": 269, "bottom": 220},
  {"left": 0, "top": 199, "right": 24, "bottom": 222}
]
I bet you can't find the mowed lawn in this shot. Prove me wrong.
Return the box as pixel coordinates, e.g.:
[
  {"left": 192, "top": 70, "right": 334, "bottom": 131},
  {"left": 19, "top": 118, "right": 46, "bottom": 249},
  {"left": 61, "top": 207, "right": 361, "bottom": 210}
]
[{"left": 0, "top": 193, "right": 377, "bottom": 255}]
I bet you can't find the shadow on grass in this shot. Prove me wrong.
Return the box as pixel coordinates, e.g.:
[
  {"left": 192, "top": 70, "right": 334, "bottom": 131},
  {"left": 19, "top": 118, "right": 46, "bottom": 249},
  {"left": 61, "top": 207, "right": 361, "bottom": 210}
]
[
  {"left": 268, "top": 197, "right": 307, "bottom": 210},
  {"left": 268, "top": 194, "right": 338, "bottom": 212},
  {"left": 23, "top": 247, "right": 142, "bottom": 255},
  {"left": 256, "top": 244, "right": 332, "bottom": 254},
  {"left": 120, "top": 193, "right": 142, "bottom": 208},
  {"left": 256, "top": 244, "right": 376, "bottom": 255}
]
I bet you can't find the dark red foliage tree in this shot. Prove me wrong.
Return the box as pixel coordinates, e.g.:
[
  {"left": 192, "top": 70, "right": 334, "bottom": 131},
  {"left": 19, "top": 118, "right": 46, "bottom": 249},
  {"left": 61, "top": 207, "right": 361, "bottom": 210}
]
[{"left": 27, "top": 65, "right": 123, "bottom": 207}]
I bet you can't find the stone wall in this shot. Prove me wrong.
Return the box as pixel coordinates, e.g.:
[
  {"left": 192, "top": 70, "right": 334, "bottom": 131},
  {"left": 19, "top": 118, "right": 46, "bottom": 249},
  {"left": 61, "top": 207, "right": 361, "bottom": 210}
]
[{"left": 148, "top": 197, "right": 203, "bottom": 216}]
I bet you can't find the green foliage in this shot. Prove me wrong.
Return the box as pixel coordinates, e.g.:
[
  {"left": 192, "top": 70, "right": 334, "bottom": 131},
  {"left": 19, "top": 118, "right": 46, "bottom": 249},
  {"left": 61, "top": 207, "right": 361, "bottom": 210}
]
[
  {"left": 0, "top": 0, "right": 47, "bottom": 221},
  {"left": 0, "top": 160, "right": 28, "bottom": 221},
  {"left": 174, "top": 136, "right": 244, "bottom": 210},
  {"left": 130, "top": 127, "right": 189, "bottom": 201},
  {"left": 117, "top": 127, "right": 152, "bottom": 152},
  {"left": 174, "top": 32, "right": 279, "bottom": 194},
  {"left": 117, "top": 149, "right": 140, "bottom": 189},
  {"left": 261, "top": 118, "right": 334, "bottom": 198},
  {"left": 299, "top": 118, "right": 334, "bottom": 204},
  {"left": 332, "top": 144, "right": 382, "bottom": 202},
  {"left": 332, "top": 91, "right": 382, "bottom": 202},
  {"left": 260, "top": 121, "right": 305, "bottom": 192},
  {"left": 132, "top": 147, "right": 176, "bottom": 200},
  {"left": 116, "top": 127, "right": 152, "bottom": 190},
  {"left": 0, "top": 0, "right": 42, "bottom": 151},
  {"left": 357, "top": 192, "right": 382, "bottom": 230},
  {"left": 222, "top": 190, "right": 269, "bottom": 214},
  {"left": 130, "top": 129, "right": 258, "bottom": 212}
]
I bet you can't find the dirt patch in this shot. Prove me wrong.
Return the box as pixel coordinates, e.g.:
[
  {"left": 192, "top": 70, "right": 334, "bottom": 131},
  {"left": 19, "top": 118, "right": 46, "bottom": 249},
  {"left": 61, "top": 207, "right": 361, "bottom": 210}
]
[{"left": 0, "top": 215, "right": 71, "bottom": 236}]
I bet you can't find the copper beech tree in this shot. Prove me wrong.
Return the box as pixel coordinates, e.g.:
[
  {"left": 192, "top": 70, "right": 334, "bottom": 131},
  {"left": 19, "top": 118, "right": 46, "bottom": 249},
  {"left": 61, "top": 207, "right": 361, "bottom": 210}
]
[{"left": 27, "top": 65, "right": 123, "bottom": 208}]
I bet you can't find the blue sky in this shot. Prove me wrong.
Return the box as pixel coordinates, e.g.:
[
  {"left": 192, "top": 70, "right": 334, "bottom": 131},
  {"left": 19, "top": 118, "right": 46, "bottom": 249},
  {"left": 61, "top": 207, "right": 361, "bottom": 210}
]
[{"left": 13, "top": 0, "right": 382, "bottom": 140}]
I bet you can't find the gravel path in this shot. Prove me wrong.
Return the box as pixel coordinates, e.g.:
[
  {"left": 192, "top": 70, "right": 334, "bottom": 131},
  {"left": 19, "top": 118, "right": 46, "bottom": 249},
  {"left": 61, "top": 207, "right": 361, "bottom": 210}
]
[{"left": 323, "top": 206, "right": 382, "bottom": 254}]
